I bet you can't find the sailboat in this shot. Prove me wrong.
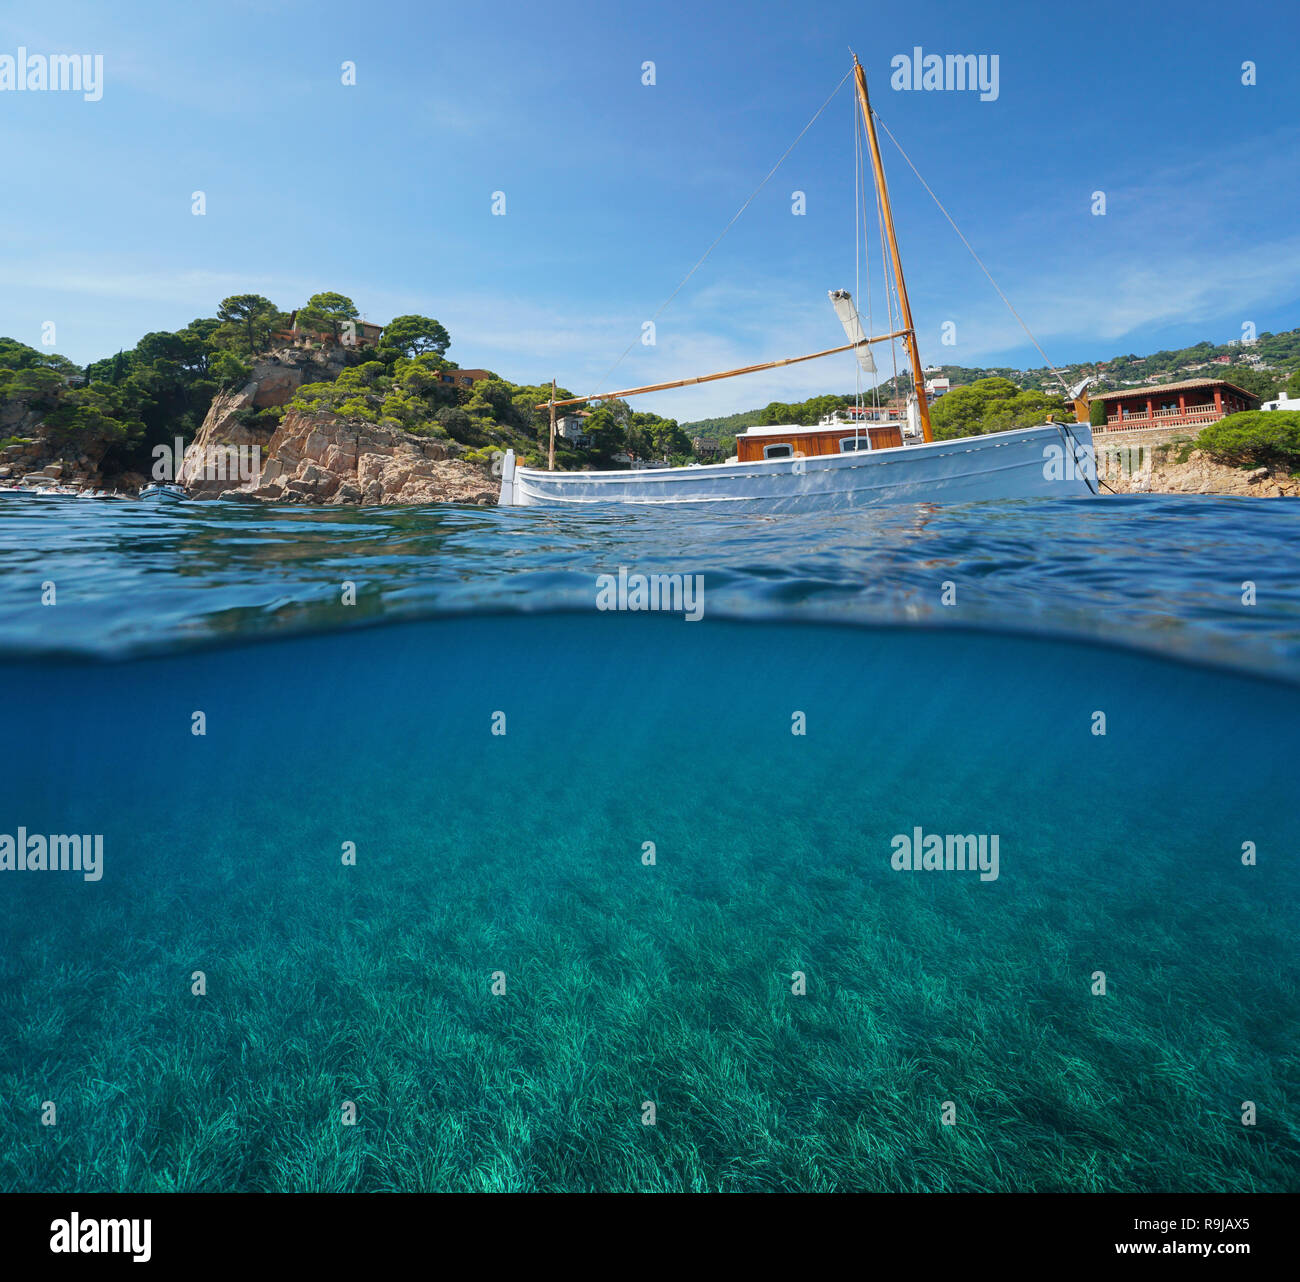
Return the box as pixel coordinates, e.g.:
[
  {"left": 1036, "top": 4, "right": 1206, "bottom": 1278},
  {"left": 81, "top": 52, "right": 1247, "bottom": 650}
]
[{"left": 498, "top": 55, "right": 1096, "bottom": 510}]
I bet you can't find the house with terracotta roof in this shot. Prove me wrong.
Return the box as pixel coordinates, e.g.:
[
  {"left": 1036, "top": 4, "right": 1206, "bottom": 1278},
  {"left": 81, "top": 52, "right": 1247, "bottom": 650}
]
[
  {"left": 273, "top": 311, "right": 384, "bottom": 351},
  {"left": 1091, "top": 379, "right": 1259, "bottom": 431},
  {"left": 434, "top": 368, "right": 493, "bottom": 390}
]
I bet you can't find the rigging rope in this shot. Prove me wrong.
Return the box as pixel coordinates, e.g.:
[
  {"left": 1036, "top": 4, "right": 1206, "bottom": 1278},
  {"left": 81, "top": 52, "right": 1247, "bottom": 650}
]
[
  {"left": 585, "top": 67, "right": 855, "bottom": 402},
  {"left": 870, "top": 109, "right": 1073, "bottom": 400}
]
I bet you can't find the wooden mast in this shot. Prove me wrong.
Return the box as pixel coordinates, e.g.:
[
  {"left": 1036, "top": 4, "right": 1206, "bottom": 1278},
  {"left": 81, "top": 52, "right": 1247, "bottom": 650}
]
[
  {"left": 852, "top": 54, "right": 932, "bottom": 443},
  {"left": 547, "top": 377, "right": 557, "bottom": 470}
]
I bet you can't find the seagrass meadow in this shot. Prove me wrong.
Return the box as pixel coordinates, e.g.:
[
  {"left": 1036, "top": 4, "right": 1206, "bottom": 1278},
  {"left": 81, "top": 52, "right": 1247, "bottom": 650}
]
[{"left": 1, "top": 614, "right": 1297, "bottom": 1193}]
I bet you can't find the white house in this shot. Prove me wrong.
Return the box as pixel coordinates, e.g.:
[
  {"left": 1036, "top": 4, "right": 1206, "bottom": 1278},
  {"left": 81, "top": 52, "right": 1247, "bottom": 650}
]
[{"left": 1260, "top": 391, "right": 1300, "bottom": 412}]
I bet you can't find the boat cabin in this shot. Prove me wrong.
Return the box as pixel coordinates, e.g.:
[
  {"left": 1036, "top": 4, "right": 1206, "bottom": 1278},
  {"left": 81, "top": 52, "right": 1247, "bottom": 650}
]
[{"left": 735, "top": 411, "right": 904, "bottom": 462}]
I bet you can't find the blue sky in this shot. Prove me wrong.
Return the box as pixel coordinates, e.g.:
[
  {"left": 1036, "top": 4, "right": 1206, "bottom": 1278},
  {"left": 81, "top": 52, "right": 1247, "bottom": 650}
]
[{"left": 2, "top": 0, "right": 1298, "bottom": 419}]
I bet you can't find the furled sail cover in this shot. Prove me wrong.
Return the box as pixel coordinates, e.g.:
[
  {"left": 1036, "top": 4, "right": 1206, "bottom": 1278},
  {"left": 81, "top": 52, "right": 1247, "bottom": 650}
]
[{"left": 828, "top": 290, "right": 876, "bottom": 372}]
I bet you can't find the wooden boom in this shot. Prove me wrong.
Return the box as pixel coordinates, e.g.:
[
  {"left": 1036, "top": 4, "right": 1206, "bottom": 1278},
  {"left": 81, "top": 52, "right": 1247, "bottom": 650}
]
[{"left": 537, "top": 329, "right": 911, "bottom": 411}]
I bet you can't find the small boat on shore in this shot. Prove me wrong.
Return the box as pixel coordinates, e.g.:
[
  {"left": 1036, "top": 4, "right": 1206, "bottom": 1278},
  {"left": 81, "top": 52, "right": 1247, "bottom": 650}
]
[
  {"left": 1, "top": 476, "right": 81, "bottom": 496},
  {"left": 500, "top": 55, "right": 1096, "bottom": 510}
]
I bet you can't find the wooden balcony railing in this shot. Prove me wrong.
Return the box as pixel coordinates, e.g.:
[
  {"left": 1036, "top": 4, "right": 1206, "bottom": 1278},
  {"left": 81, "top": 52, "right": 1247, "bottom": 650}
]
[{"left": 1106, "top": 406, "right": 1222, "bottom": 427}]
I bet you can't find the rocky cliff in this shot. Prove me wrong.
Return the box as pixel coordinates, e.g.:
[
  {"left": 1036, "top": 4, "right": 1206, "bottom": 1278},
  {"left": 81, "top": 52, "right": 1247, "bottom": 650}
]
[
  {"left": 0, "top": 399, "right": 113, "bottom": 486},
  {"left": 176, "top": 345, "right": 347, "bottom": 497},
  {"left": 241, "top": 410, "right": 497, "bottom": 505},
  {"left": 178, "top": 344, "right": 497, "bottom": 506}
]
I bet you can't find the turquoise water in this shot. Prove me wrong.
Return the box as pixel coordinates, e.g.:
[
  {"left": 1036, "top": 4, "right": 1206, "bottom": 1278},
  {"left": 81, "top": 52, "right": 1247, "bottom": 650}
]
[{"left": 0, "top": 493, "right": 1297, "bottom": 1191}]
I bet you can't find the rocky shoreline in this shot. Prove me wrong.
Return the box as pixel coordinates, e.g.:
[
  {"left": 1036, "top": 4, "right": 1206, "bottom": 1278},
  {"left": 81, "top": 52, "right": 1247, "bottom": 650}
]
[
  {"left": 1099, "top": 446, "right": 1300, "bottom": 498},
  {"left": 1, "top": 344, "right": 499, "bottom": 505},
  {"left": 239, "top": 411, "right": 497, "bottom": 506}
]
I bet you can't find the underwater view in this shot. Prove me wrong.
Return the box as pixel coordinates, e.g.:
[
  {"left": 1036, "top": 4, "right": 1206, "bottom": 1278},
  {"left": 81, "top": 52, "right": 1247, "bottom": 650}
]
[{"left": 1, "top": 493, "right": 1297, "bottom": 1193}]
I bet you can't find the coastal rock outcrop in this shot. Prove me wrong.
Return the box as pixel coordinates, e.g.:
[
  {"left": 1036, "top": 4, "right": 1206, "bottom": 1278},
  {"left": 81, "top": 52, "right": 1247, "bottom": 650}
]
[
  {"left": 1101, "top": 448, "right": 1300, "bottom": 498},
  {"left": 174, "top": 343, "right": 497, "bottom": 505},
  {"left": 0, "top": 399, "right": 113, "bottom": 486},
  {"left": 237, "top": 410, "right": 497, "bottom": 506},
  {"left": 177, "top": 345, "right": 348, "bottom": 497}
]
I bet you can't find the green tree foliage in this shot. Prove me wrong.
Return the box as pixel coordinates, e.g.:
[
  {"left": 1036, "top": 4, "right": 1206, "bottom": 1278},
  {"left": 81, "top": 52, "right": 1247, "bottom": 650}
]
[
  {"left": 434, "top": 406, "right": 474, "bottom": 442},
  {"left": 296, "top": 292, "right": 360, "bottom": 345},
  {"left": 627, "top": 410, "right": 691, "bottom": 462},
  {"left": 1220, "top": 367, "right": 1281, "bottom": 402},
  {"left": 758, "top": 401, "right": 798, "bottom": 426},
  {"left": 695, "top": 392, "right": 860, "bottom": 441},
  {"left": 7, "top": 367, "right": 64, "bottom": 407},
  {"left": 377, "top": 314, "right": 451, "bottom": 361},
  {"left": 508, "top": 385, "right": 554, "bottom": 442},
  {"left": 1089, "top": 398, "right": 1108, "bottom": 427},
  {"left": 1196, "top": 411, "right": 1300, "bottom": 467},
  {"left": 3, "top": 292, "right": 380, "bottom": 477},
  {"left": 0, "top": 337, "right": 52, "bottom": 371},
  {"left": 583, "top": 407, "right": 625, "bottom": 461},
  {"left": 0, "top": 342, "right": 79, "bottom": 381},
  {"left": 290, "top": 357, "right": 500, "bottom": 443},
  {"left": 929, "top": 378, "right": 1069, "bottom": 440},
  {"left": 293, "top": 361, "right": 387, "bottom": 421},
  {"left": 2, "top": 320, "right": 224, "bottom": 474},
  {"left": 42, "top": 392, "right": 144, "bottom": 453},
  {"left": 177, "top": 318, "right": 220, "bottom": 376},
  {"left": 214, "top": 295, "right": 285, "bottom": 357},
  {"left": 210, "top": 352, "right": 252, "bottom": 389},
  {"left": 465, "top": 378, "right": 516, "bottom": 420}
]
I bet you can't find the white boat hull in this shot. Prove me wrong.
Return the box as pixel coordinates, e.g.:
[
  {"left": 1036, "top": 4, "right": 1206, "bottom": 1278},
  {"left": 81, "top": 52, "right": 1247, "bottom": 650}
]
[{"left": 498, "top": 423, "right": 1097, "bottom": 510}]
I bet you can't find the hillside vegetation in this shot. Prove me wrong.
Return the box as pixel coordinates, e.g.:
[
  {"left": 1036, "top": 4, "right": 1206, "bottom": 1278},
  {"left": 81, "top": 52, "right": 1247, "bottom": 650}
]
[
  {"left": 684, "top": 328, "right": 1300, "bottom": 443},
  {"left": 0, "top": 292, "right": 692, "bottom": 479},
  {"left": 1197, "top": 411, "right": 1300, "bottom": 468}
]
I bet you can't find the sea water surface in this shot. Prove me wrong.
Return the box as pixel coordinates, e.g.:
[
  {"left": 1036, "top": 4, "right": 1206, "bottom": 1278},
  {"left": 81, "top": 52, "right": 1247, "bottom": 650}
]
[{"left": 0, "top": 492, "right": 1297, "bottom": 1192}]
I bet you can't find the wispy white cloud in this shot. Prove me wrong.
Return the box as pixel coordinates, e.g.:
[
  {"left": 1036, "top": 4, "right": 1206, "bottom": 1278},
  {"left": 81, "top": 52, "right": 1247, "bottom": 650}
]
[{"left": 0, "top": 262, "right": 315, "bottom": 307}]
